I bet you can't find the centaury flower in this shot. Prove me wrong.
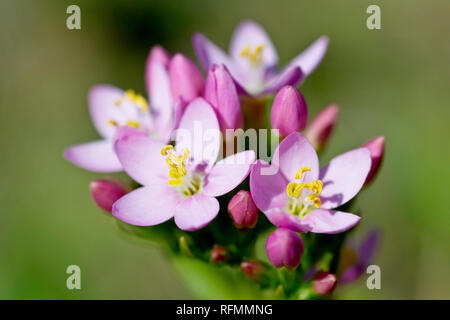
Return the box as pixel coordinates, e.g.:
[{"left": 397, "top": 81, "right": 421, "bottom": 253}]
[
  {"left": 250, "top": 132, "right": 371, "bottom": 234},
  {"left": 193, "top": 20, "right": 329, "bottom": 96},
  {"left": 64, "top": 47, "right": 182, "bottom": 172},
  {"left": 112, "top": 98, "right": 255, "bottom": 231}
]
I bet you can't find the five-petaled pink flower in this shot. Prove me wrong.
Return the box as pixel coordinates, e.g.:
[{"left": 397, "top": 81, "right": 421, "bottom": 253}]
[
  {"left": 250, "top": 132, "right": 371, "bottom": 234},
  {"left": 193, "top": 20, "right": 328, "bottom": 96},
  {"left": 112, "top": 97, "right": 255, "bottom": 231}
]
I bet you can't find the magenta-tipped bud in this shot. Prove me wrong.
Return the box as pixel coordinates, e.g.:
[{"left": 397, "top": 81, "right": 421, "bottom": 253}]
[
  {"left": 266, "top": 228, "right": 304, "bottom": 269},
  {"left": 362, "top": 136, "right": 385, "bottom": 186},
  {"left": 227, "top": 190, "right": 258, "bottom": 229},
  {"left": 211, "top": 245, "right": 228, "bottom": 263},
  {"left": 90, "top": 179, "right": 128, "bottom": 213},
  {"left": 241, "top": 261, "right": 264, "bottom": 280},
  {"left": 313, "top": 272, "right": 337, "bottom": 295},
  {"left": 305, "top": 104, "right": 339, "bottom": 150},
  {"left": 270, "top": 85, "right": 308, "bottom": 136},
  {"left": 204, "top": 64, "right": 243, "bottom": 131},
  {"left": 145, "top": 45, "right": 170, "bottom": 94},
  {"left": 168, "top": 53, "right": 204, "bottom": 103}
]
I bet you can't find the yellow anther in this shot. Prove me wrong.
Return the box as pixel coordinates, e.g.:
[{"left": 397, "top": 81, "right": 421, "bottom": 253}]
[
  {"left": 307, "top": 194, "right": 321, "bottom": 208},
  {"left": 125, "top": 120, "right": 140, "bottom": 129},
  {"left": 295, "top": 167, "right": 311, "bottom": 180},
  {"left": 161, "top": 145, "right": 174, "bottom": 156},
  {"left": 125, "top": 89, "right": 149, "bottom": 113},
  {"left": 108, "top": 119, "right": 118, "bottom": 127},
  {"left": 294, "top": 183, "right": 308, "bottom": 198},
  {"left": 311, "top": 180, "right": 323, "bottom": 195},
  {"left": 286, "top": 182, "right": 297, "bottom": 197},
  {"left": 240, "top": 44, "right": 265, "bottom": 66},
  {"left": 168, "top": 178, "right": 183, "bottom": 186}
]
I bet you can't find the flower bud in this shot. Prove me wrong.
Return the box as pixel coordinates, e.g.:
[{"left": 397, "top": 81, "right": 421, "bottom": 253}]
[
  {"left": 145, "top": 45, "right": 170, "bottom": 94},
  {"left": 169, "top": 53, "right": 204, "bottom": 103},
  {"left": 313, "top": 272, "right": 337, "bottom": 295},
  {"left": 266, "top": 228, "right": 304, "bottom": 268},
  {"left": 90, "top": 179, "right": 128, "bottom": 213},
  {"left": 227, "top": 190, "right": 258, "bottom": 229},
  {"left": 270, "top": 85, "right": 308, "bottom": 136},
  {"left": 241, "top": 261, "right": 264, "bottom": 280},
  {"left": 305, "top": 104, "right": 339, "bottom": 150},
  {"left": 362, "top": 136, "right": 385, "bottom": 186},
  {"left": 211, "top": 245, "right": 228, "bottom": 263},
  {"left": 204, "top": 64, "right": 243, "bottom": 131}
]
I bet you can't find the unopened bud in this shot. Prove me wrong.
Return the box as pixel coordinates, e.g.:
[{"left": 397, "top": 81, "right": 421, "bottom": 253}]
[
  {"left": 271, "top": 85, "right": 308, "bottom": 136},
  {"left": 169, "top": 53, "right": 204, "bottom": 103},
  {"left": 241, "top": 261, "right": 264, "bottom": 280},
  {"left": 362, "top": 136, "right": 385, "bottom": 186},
  {"left": 313, "top": 272, "right": 337, "bottom": 295},
  {"left": 305, "top": 104, "right": 339, "bottom": 150},
  {"left": 227, "top": 190, "right": 258, "bottom": 229},
  {"left": 211, "top": 245, "right": 228, "bottom": 263},
  {"left": 145, "top": 45, "right": 170, "bottom": 94},
  {"left": 266, "top": 228, "right": 304, "bottom": 268},
  {"left": 90, "top": 179, "right": 128, "bottom": 213}
]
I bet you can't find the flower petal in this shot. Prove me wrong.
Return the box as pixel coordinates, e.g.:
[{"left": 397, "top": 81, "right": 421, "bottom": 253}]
[
  {"left": 230, "top": 20, "right": 278, "bottom": 73},
  {"left": 64, "top": 140, "right": 122, "bottom": 172},
  {"left": 203, "top": 150, "right": 255, "bottom": 197},
  {"left": 264, "top": 207, "right": 308, "bottom": 233},
  {"left": 319, "top": 148, "right": 371, "bottom": 209},
  {"left": 271, "top": 132, "right": 319, "bottom": 183},
  {"left": 145, "top": 45, "right": 170, "bottom": 96},
  {"left": 193, "top": 33, "right": 234, "bottom": 71},
  {"left": 286, "top": 36, "right": 329, "bottom": 77},
  {"left": 174, "top": 194, "right": 219, "bottom": 231},
  {"left": 114, "top": 126, "right": 167, "bottom": 186},
  {"left": 175, "top": 97, "right": 220, "bottom": 168},
  {"left": 112, "top": 186, "right": 179, "bottom": 226},
  {"left": 300, "top": 209, "right": 361, "bottom": 234},
  {"left": 262, "top": 66, "right": 304, "bottom": 95},
  {"left": 358, "top": 229, "right": 380, "bottom": 265},
  {"left": 88, "top": 85, "right": 125, "bottom": 139},
  {"left": 250, "top": 160, "right": 288, "bottom": 214}
]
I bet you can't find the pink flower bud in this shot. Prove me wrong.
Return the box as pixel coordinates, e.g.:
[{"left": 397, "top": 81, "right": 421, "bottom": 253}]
[
  {"left": 266, "top": 228, "right": 304, "bottom": 268},
  {"left": 305, "top": 104, "right": 339, "bottom": 150},
  {"left": 168, "top": 53, "right": 204, "bottom": 103},
  {"left": 227, "top": 190, "right": 258, "bottom": 229},
  {"left": 270, "top": 85, "right": 308, "bottom": 136},
  {"left": 145, "top": 45, "right": 170, "bottom": 94},
  {"left": 211, "top": 245, "right": 228, "bottom": 263},
  {"left": 362, "top": 136, "right": 385, "bottom": 186},
  {"left": 90, "top": 179, "right": 128, "bottom": 213},
  {"left": 204, "top": 64, "right": 243, "bottom": 131},
  {"left": 313, "top": 272, "right": 337, "bottom": 295},
  {"left": 241, "top": 261, "right": 264, "bottom": 280}
]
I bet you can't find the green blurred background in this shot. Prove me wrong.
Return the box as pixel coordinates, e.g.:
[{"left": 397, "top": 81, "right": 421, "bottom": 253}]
[{"left": 1, "top": 0, "right": 449, "bottom": 299}]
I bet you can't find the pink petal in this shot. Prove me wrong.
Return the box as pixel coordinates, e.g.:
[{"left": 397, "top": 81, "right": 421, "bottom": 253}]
[
  {"left": 145, "top": 45, "right": 170, "bottom": 95},
  {"left": 174, "top": 194, "right": 219, "bottom": 231},
  {"left": 174, "top": 97, "right": 220, "bottom": 168},
  {"left": 88, "top": 85, "right": 125, "bottom": 139},
  {"left": 168, "top": 53, "right": 204, "bottom": 104},
  {"left": 250, "top": 160, "right": 288, "bottom": 214},
  {"left": 272, "top": 132, "right": 319, "bottom": 183},
  {"left": 319, "top": 148, "right": 371, "bottom": 209},
  {"left": 262, "top": 66, "right": 304, "bottom": 95},
  {"left": 112, "top": 186, "right": 180, "bottom": 226},
  {"left": 114, "top": 126, "right": 167, "bottom": 186},
  {"left": 300, "top": 209, "right": 361, "bottom": 234},
  {"left": 192, "top": 33, "right": 235, "bottom": 72},
  {"left": 264, "top": 207, "right": 308, "bottom": 233},
  {"left": 230, "top": 20, "right": 278, "bottom": 73},
  {"left": 203, "top": 150, "right": 255, "bottom": 197},
  {"left": 286, "top": 36, "right": 329, "bottom": 77},
  {"left": 64, "top": 139, "right": 122, "bottom": 172}
]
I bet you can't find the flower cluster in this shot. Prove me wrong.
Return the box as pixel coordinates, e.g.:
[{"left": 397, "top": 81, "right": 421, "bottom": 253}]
[{"left": 65, "top": 20, "right": 384, "bottom": 299}]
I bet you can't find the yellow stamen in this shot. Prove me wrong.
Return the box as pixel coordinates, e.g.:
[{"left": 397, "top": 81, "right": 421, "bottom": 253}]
[
  {"left": 240, "top": 44, "right": 265, "bottom": 66},
  {"left": 286, "top": 182, "right": 297, "bottom": 197},
  {"left": 125, "top": 89, "right": 149, "bottom": 113},
  {"left": 108, "top": 119, "right": 118, "bottom": 126},
  {"left": 125, "top": 120, "right": 140, "bottom": 129},
  {"left": 161, "top": 145, "right": 190, "bottom": 186},
  {"left": 286, "top": 167, "right": 323, "bottom": 211},
  {"left": 295, "top": 167, "right": 311, "bottom": 180},
  {"left": 307, "top": 194, "right": 321, "bottom": 208}
]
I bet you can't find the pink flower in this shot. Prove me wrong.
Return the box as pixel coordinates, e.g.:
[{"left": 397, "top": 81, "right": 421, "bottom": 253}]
[
  {"left": 193, "top": 20, "right": 328, "bottom": 96},
  {"left": 250, "top": 132, "right": 371, "bottom": 234},
  {"left": 112, "top": 98, "right": 255, "bottom": 231},
  {"left": 90, "top": 178, "right": 129, "bottom": 213},
  {"left": 305, "top": 104, "right": 339, "bottom": 151},
  {"left": 362, "top": 136, "right": 385, "bottom": 186},
  {"left": 266, "top": 228, "right": 304, "bottom": 268},
  {"left": 227, "top": 190, "right": 258, "bottom": 229},
  {"left": 64, "top": 46, "right": 181, "bottom": 172},
  {"left": 270, "top": 85, "right": 308, "bottom": 136}
]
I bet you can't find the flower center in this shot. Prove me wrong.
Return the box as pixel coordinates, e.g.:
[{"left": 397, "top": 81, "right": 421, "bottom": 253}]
[
  {"left": 285, "top": 167, "right": 323, "bottom": 218},
  {"left": 108, "top": 89, "right": 149, "bottom": 129},
  {"left": 240, "top": 44, "right": 265, "bottom": 67}
]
